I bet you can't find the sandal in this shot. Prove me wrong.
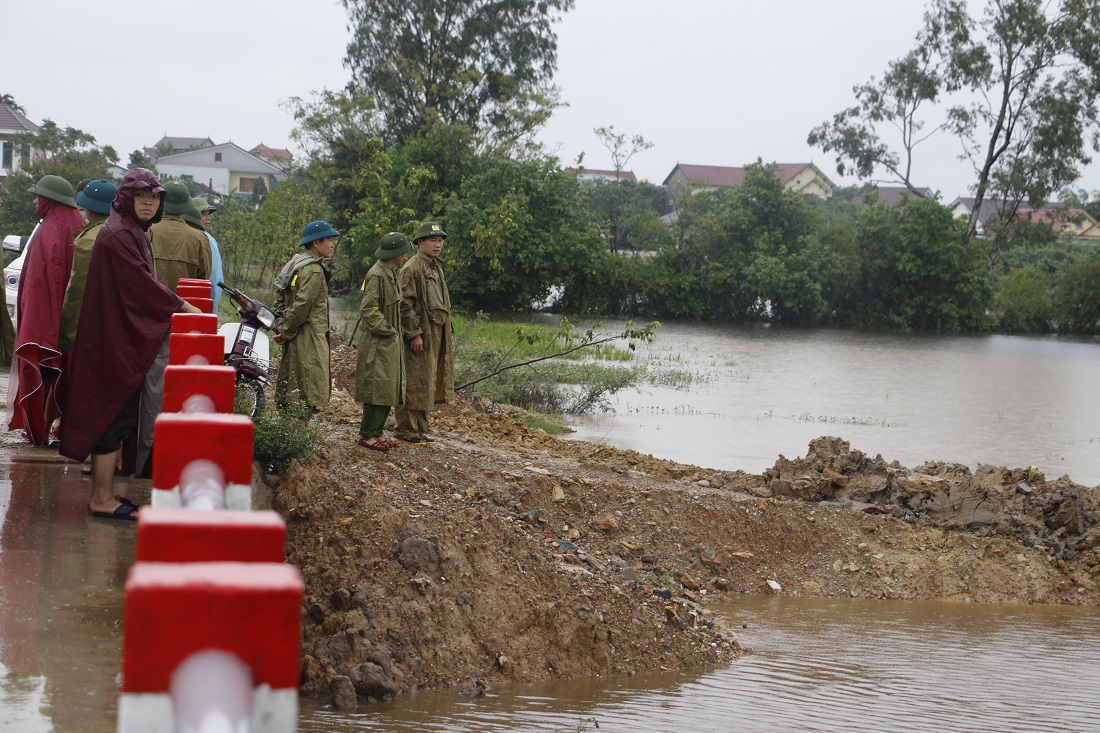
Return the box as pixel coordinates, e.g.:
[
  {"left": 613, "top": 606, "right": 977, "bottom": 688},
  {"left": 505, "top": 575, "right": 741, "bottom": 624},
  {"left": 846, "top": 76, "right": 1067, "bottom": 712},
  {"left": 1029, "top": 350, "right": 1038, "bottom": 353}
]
[
  {"left": 356, "top": 436, "right": 390, "bottom": 452},
  {"left": 90, "top": 503, "right": 139, "bottom": 522}
]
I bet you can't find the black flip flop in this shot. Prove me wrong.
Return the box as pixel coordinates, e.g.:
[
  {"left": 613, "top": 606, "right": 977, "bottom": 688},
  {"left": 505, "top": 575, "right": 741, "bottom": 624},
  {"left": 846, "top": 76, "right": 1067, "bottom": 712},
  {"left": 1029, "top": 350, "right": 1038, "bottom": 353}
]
[
  {"left": 116, "top": 495, "right": 139, "bottom": 508},
  {"left": 90, "top": 503, "right": 139, "bottom": 521}
]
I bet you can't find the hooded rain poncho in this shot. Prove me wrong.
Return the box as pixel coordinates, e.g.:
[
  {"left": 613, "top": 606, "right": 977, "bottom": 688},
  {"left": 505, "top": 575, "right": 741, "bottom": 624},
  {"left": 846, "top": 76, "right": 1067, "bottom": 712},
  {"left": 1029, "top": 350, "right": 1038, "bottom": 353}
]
[{"left": 59, "top": 169, "right": 184, "bottom": 462}]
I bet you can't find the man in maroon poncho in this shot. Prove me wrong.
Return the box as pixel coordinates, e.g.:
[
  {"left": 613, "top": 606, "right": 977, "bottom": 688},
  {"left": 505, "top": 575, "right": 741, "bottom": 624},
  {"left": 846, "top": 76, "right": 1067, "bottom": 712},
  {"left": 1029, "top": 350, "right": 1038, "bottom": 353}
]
[
  {"left": 7, "top": 174, "right": 85, "bottom": 445},
  {"left": 60, "top": 169, "right": 201, "bottom": 520}
]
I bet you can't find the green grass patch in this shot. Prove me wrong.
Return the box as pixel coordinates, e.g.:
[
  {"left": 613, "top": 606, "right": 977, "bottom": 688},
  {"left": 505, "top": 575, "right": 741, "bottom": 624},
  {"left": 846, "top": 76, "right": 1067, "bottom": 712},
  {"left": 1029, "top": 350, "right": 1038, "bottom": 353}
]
[
  {"left": 453, "top": 312, "right": 643, "bottom": 414},
  {"left": 521, "top": 414, "right": 570, "bottom": 435}
]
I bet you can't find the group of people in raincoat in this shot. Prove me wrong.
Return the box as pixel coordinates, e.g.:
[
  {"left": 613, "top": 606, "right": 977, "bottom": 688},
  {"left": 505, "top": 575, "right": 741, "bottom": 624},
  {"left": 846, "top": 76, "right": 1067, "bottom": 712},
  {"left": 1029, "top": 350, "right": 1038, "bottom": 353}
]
[
  {"left": 273, "top": 218, "right": 455, "bottom": 452},
  {"left": 4, "top": 170, "right": 216, "bottom": 520}
]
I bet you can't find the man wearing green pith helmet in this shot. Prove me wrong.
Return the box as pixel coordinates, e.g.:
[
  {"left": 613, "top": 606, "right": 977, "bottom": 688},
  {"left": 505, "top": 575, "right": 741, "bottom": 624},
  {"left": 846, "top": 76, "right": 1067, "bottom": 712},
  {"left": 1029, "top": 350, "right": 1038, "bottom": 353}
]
[
  {"left": 395, "top": 221, "right": 454, "bottom": 444},
  {"left": 273, "top": 220, "right": 336, "bottom": 413}
]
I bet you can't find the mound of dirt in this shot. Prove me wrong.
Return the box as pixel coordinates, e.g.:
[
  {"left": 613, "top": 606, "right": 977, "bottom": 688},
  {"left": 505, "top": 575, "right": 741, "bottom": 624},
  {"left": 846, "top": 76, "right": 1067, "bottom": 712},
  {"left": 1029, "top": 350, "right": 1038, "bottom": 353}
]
[{"left": 269, "top": 351, "right": 1100, "bottom": 709}]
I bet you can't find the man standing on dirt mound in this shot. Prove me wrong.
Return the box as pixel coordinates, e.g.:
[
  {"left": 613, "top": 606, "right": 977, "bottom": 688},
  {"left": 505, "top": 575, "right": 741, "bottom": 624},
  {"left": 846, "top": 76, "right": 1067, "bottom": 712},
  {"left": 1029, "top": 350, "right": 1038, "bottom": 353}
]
[
  {"left": 395, "top": 221, "right": 454, "bottom": 444},
  {"left": 273, "top": 219, "right": 336, "bottom": 414}
]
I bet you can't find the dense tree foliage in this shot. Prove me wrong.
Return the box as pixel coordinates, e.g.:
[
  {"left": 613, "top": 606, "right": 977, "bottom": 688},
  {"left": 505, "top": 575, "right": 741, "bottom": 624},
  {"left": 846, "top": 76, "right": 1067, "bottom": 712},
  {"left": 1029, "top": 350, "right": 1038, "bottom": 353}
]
[
  {"left": 809, "top": 0, "right": 1100, "bottom": 252},
  {"left": 341, "top": 0, "right": 573, "bottom": 150},
  {"left": 0, "top": 119, "right": 119, "bottom": 237}
]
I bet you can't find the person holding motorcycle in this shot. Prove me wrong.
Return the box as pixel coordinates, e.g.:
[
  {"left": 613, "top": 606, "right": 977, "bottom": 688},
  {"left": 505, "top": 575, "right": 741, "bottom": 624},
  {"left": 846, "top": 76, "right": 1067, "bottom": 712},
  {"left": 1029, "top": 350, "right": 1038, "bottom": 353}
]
[
  {"left": 353, "top": 232, "right": 414, "bottom": 451},
  {"left": 272, "top": 220, "right": 335, "bottom": 414}
]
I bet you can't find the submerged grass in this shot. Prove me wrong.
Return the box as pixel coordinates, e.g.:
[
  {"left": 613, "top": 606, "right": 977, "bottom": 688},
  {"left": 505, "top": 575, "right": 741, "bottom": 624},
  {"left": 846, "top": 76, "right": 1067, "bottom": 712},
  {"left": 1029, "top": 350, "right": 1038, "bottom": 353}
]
[{"left": 453, "top": 313, "right": 641, "bottom": 415}]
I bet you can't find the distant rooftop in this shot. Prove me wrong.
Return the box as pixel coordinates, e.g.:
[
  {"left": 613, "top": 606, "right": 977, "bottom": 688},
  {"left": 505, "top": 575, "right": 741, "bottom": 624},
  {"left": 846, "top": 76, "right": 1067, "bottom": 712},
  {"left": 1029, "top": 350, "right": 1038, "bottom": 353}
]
[{"left": 0, "top": 104, "right": 40, "bottom": 134}]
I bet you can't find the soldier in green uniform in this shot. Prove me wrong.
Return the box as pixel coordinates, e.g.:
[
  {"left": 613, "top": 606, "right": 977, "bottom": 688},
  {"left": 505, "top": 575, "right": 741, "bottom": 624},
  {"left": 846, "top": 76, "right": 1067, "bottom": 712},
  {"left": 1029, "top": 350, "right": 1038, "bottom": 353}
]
[
  {"left": 59, "top": 179, "right": 117, "bottom": 353},
  {"left": 273, "top": 220, "right": 336, "bottom": 413},
  {"left": 354, "top": 232, "right": 414, "bottom": 451},
  {"left": 395, "top": 221, "right": 455, "bottom": 444}
]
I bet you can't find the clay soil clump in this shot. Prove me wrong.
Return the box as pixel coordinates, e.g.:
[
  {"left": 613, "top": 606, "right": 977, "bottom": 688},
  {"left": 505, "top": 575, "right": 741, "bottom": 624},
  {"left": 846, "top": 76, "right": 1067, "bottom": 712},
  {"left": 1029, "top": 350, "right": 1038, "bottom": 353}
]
[{"left": 273, "top": 363, "right": 1100, "bottom": 708}]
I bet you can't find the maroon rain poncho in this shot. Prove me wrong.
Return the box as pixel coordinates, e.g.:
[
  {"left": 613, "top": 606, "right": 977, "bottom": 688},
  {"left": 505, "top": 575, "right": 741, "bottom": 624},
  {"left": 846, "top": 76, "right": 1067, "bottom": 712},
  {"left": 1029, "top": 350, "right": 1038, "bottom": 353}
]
[
  {"left": 6, "top": 196, "right": 84, "bottom": 444},
  {"left": 59, "top": 169, "right": 184, "bottom": 463}
]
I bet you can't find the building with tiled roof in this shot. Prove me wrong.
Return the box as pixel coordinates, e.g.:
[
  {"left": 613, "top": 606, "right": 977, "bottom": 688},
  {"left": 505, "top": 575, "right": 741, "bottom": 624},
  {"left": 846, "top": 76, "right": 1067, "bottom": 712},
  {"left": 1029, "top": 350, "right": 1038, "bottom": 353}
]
[
  {"left": 0, "top": 103, "right": 41, "bottom": 180},
  {"left": 143, "top": 135, "right": 216, "bottom": 159},
  {"left": 949, "top": 197, "right": 1100, "bottom": 242},
  {"left": 663, "top": 162, "right": 836, "bottom": 199},
  {"left": 249, "top": 143, "right": 293, "bottom": 172},
  {"left": 155, "top": 142, "right": 286, "bottom": 197}
]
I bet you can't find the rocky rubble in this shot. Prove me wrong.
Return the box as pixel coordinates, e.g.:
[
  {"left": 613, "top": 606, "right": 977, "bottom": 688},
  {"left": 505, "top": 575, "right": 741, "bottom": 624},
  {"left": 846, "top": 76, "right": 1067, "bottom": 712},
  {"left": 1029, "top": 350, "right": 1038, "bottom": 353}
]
[{"left": 268, "top": 363, "right": 1100, "bottom": 709}]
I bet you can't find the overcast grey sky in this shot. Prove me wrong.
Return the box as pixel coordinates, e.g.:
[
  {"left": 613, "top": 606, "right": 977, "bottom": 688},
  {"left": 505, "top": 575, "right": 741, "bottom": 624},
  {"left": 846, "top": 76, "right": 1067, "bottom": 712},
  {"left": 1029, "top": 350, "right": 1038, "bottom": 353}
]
[{"left": 5, "top": 1, "right": 1099, "bottom": 200}]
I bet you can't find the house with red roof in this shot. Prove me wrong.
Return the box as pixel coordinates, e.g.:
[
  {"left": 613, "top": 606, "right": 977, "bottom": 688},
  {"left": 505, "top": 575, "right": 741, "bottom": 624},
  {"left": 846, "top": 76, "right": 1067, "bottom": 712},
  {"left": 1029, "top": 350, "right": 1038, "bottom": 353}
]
[
  {"left": 250, "top": 144, "right": 293, "bottom": 173},
  {"left": 949, "top": 197, "right": 1100, "bottom": 242},
  {"left": 663, "top": 162, "right": 836, "bottom": 199}
]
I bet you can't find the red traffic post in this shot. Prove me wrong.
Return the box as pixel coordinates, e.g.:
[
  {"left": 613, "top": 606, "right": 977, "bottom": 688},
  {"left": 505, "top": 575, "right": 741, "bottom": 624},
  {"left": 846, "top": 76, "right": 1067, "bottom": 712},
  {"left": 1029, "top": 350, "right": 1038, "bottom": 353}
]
[
  {"left": 162, "top": 365, "right": 236, "bottom": 414},
  {"left": 151, "top": 413, "right": 254, "bottom": 510},
  {"left": 168, "top": 333, "right": 224, "bottom": 366},
  {"left": 178, "top": 277, "right": 213, "bottom": 289},
  {"left": 171, "top": 312, "right": 219, "bottom": 335},
  {"left": 177, "top": 284, "right": 212, "bottom": 300},
  {"left": 135, "top": 508, "right": 286, "bottom": 563},
  {"left": 183, "top": 296, "right": 214, "bottom": 314},
  {"left": 118, "top": 562, "right": 303, "bottom": 733}
]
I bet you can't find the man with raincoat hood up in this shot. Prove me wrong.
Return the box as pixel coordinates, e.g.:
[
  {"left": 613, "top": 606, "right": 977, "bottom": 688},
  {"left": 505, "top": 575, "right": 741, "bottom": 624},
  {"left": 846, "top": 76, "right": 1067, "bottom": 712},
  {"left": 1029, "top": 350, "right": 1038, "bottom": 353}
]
[
  {"left": 7, "top": 174, "right": 85, "bottom": 446},
  {"left": 273, "top": 219, "right": 335, "bottom": 412},
  {"left": 59, "top": 168, "right": 201, "bottom": 520}
]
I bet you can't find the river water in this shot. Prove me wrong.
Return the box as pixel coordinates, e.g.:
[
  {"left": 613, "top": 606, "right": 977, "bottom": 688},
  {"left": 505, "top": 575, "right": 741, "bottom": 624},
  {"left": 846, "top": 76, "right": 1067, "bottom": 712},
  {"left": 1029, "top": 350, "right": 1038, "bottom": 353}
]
[
  {"left": 4, "top": 323, "right": 1099, "bottom": 732},
  {"left": 566, "top": 321, "right": 1100, "bottom": 487},
  {"left": 299, "top": 595, "right": 1100, "bottom": 732}
]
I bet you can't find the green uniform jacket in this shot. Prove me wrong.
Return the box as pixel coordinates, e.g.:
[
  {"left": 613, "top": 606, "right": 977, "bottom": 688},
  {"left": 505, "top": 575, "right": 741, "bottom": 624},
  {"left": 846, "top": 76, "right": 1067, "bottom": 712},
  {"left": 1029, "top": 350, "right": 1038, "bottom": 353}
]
[
  {"left": 354, "top": 260, "right": 405, "bottom": 406},
  {"left": 149, "top": 214, "right": 212, "bottom": 291},
  {"left": 398, "top": 251, "right": 454, "bottom": 412},
  {"left": 274, "top": 253, "right": 331, "bottom": 409},
  {"left": 58, "top": 219, "right": 105, "bottom": 353}
]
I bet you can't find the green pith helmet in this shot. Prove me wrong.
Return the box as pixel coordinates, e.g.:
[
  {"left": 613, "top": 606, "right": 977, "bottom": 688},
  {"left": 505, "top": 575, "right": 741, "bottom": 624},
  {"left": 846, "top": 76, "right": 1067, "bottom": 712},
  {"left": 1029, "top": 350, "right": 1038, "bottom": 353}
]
[
  {"left": 74, "top": 179, "right": 119, "bottom": 215},
  {"left": 28, "top": 174, "right": 77, "bottom": 208},
  {"left": 182, "top": 199, "right": 204, "bottom": 228},
  {"left": 194, "top": 196, "right": 217, "bottom": 213},
  {"left": 298, "top": 219, "right": 340, "bottom": 247},
  {"left": 412, "top": 221, "right": 446, "bottom": 242},
  {"left": 375, "top": 231, "right": 414, "bottom": 259},
  {"left": 162, "top": 181, "right": 195, "bottom": 215}
]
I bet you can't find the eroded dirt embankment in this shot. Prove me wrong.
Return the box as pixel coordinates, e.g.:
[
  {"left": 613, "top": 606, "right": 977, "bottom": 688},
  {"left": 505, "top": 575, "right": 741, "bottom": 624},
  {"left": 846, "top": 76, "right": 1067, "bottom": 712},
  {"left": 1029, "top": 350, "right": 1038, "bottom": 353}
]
[{"left": 271, "top": 372, "right": 1100, "bottom": 709}]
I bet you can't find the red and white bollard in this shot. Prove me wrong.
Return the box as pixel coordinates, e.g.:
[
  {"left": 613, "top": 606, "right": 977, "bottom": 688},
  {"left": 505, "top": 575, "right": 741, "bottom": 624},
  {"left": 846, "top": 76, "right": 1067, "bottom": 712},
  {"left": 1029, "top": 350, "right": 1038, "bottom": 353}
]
[
  {"left": 162, "top": 365, "right": 237, "bottom": 414},
  {"left": 172, "top": 312, "right": 220, "bottom": 336},
  {"left": 117, "top": 562, "right": 303, "bottom": 733},
  {"left": 168, "top": 333, "right": 225, "bottom": 367},
  {"left": 151, "top": 413, "right": 254, "bottom": 510},
  {"left": 135, "top": 507, "right": 287, "bottom": 564}
]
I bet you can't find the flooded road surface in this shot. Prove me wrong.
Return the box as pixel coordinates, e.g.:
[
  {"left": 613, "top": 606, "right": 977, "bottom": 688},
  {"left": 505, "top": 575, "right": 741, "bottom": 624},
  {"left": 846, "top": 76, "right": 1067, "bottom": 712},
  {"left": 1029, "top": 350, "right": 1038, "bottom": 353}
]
[
  {"left": 0, "top": 451, "right": 136, "bottom": 733},
  {"left": 298, "top": 595, "right": 1100, "bottom": 733}
]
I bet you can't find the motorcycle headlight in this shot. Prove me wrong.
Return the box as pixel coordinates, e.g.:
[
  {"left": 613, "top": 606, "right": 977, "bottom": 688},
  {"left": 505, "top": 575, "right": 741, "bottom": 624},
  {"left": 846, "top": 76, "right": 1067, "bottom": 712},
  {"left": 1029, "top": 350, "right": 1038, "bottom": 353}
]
[{"left": 258, "top": 307, "right": 277, "bottom": 329}]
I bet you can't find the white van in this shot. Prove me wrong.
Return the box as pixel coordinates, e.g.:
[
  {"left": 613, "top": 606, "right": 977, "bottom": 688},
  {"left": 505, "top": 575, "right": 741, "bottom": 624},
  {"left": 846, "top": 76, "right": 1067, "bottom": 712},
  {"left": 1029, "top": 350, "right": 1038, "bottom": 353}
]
[{"left": 2, "top": 223, "right": 39, "bottom": 324}]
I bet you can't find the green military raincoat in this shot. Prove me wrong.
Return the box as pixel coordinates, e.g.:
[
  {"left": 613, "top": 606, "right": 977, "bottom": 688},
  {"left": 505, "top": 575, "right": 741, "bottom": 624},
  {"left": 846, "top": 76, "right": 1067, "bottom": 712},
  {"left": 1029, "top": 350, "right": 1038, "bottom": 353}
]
[
  {"left": 274, "top": 251, "right": 331, "bottom": 410},
  {"left": 58, "top": 219, "right": 105, "bottom": 353},
  {"left": 398, "top": 250, "right": 454, "bottom": 412},
  {"left": 149, "top": 214, "right": 211, "bottom": 290},
  {"left": 354, "top": 260, "right": 405, "bottom": 406}
]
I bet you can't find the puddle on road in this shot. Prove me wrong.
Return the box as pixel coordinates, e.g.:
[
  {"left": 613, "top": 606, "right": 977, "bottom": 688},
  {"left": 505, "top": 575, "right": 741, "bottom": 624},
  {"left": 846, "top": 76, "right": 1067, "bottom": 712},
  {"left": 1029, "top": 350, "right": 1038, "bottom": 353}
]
[{"left": 0, "top": 454, "right": 139, "bottom": 733}]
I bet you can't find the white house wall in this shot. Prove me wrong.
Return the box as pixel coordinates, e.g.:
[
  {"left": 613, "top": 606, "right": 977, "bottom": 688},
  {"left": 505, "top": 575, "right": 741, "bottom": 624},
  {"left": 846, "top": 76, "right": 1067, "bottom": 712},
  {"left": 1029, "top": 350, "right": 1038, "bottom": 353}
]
[{"left": 157, "top": 164, "right": 231, "bottom": 194}]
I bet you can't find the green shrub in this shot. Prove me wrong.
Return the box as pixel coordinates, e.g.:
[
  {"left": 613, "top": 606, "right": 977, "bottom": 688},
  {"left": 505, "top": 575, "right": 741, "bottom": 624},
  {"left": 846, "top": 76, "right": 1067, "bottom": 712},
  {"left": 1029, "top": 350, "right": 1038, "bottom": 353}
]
[
  {"left": 994, "top": 266, "right": 1052, "bottom": 333},
  {"left": 1053, "top": 258, "right": 1100, "bottom": 334},
  {"left": 252, "top": 398, "right": 318, "bottom": 473}
]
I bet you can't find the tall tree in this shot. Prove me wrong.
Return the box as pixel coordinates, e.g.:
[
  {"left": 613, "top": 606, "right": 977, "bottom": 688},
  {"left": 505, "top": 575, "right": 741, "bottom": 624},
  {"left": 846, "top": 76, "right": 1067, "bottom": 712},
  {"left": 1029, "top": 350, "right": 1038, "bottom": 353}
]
[
  {"left": 809, "top": 0, "right": 1100, "bottom": 250},
  {"left": 592, "top": 125, "right": 653, "bottom": 252},
  {"left": 341, "top": 0, "right": 574, "bottom": 150},
  {"left": 0, "top": 120, "right": 119, "bottom": 237}
]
